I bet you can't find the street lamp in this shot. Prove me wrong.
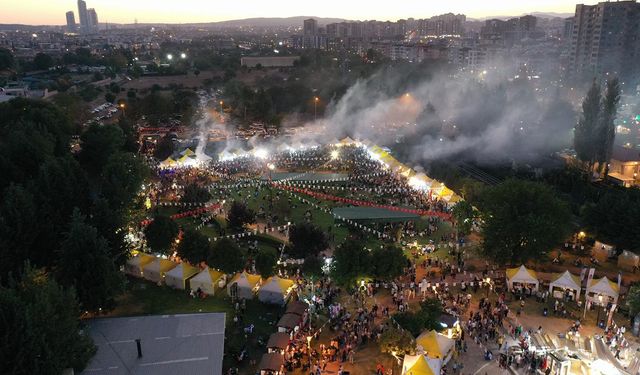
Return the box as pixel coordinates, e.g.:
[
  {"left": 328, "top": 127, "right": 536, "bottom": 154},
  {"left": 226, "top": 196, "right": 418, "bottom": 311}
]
[
  {"left": 180, "top": 53, "right": 187, "bottom": 59},
  {"left": 167, "top": 54, "right": 173, "bottom": 60},
  {"left": 314, "top": 96, "right": 319, "bottom": 121},
  {"left": 119, "top": 103, "right": 126, "bottom": 117},
  {"left": 485, "top": 277, "right": 492, "bottom": 297},
  {"left": 219, "top": 100, "right": 224, "bottom": 113}
]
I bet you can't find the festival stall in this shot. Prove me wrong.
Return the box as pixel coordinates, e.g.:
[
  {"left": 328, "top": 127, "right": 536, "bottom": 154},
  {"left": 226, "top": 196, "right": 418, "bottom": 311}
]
[
  {"left": 266, "top": 332, "right": 290, "bottom": 354},
  {"left": 586, "top": 276, "right": 619, "bottom": 304},
  {"left": 124, "top": 253, "right": 154, "bottom": 277},
  {"left": 548, "top": 270, "right": 582, "bottom": 301},
  {"left": 592, "top": 241, "right": 615, "bottom": 260},
  {"left": 190, "top": 267, "right": 225, "bottom": 296},
  {"left": 401, "top": 354, "right": 442, "bottom": 375},
  {"left": 506, "top": 265, "right": 540, "bottom": 292},
  {"left": 276, "top": 313, "right": 301, "bottom": 333},
  {"left": 259, "top": 276, "right": 296, "bottom": 306},
  {"left": 285, "top": 300, "right": 309, "bottom": 317},
  {"left": 142, "top": 257, "right": 178, "bottom": 284},
  {"left": 258, "top": 352, "right": 285, "bottom": 375},
  {"left": 415, "top": 330, "right": 455, "bottom": 363},
  {"left": 227, "top": 271, "right": 262, "bottom": 300},
  {"left": 164, "top": 262, "right": 199, "bottom": 290},
  {"left": 617, "top": 250, "right": 639, "bottom": 272}
]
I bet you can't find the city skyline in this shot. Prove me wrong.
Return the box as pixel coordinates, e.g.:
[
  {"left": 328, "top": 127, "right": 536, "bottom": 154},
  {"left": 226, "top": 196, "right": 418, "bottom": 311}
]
[{"left": 1, "top": 0, "right": 603, "bottom": 25}]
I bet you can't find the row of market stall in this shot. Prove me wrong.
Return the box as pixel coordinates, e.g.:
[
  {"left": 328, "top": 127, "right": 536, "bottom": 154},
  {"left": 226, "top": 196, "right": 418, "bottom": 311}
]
[
  {"left": 124, "top": 253, "right": 297, "bottom": 305},
  {"left": 506, "top": 265, "right": 620, "bottom": 304}
]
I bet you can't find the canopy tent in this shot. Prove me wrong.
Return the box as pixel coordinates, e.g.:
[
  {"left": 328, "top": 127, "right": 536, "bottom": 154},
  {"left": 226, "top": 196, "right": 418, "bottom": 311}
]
[
  {"left": 142, "top": 257, "right": 177, "bottom": 284},
  {"left": 586, "top": 276, "right": 619, "bottom": 304},
  {"left": 258, "top": 276, "right": 295, "bottom": 305},
  {"left": 227, "top": 271, "right": 262, "bottom": 300},
  {"left": 617, "top": 250, "right": 639, "bottom": 272},
  {"left": 258, "top": 353, "right": 285, "bottom": 375},
  {"left": 190, "top": 267, "right": 225, "bottom": 296},
  {"left": 159, "top": 157, "right": 177, "bottom": 168},
  {"left": 338, "top": 136, "right": 356, "bottom": 146},
  {"left": 506, "top": 265, "right": 539, "bottom": 292},
  {"left": 124, "top": 253, "right": 154, "bottom": 277},
  {"left": 548, "top": 270, "right": 582, "bottom": 300},
  {"left": 164, "top": 262, "right": 199, "bottom": 290},
  {"left": 266, "top": 332, "right": 290, "bottom": 353},
  {"left": 592, "top": 241, "right": 615, "bottom": 260},
  {"left": 276, "top": 312, "right": 301, "bottom": 333},
  {"left": 401, "top": 354, "right": 442, "bottom": 375},
  {"left": 285, "top": 300, "right": 309, "bottom": 316},
  {"left": 415, "top": 330, "right": 455, "bottom": 363}
]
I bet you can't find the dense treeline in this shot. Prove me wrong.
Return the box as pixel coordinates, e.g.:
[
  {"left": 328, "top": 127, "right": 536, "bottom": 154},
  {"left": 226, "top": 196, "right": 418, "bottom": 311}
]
[{"left": 0, "top": 98, "right": 148, "bottom": 372}]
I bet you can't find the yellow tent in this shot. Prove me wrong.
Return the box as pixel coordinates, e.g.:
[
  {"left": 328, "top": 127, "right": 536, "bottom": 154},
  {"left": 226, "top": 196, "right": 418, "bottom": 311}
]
[
  {"left": 402, "top": 355, "right": 442, "bottom": 375},
  {"left": 165, "top": 262, "right": 199, "bottom": 290},
  {"left": 259, "top": 276, "right": 296, "bottom": 305},
  {"left": 181, "top": 148, "right": 195, "bottom": 157},
  {"left": 161, "top": 157, "right": 176, "bottom": 167},
  {"left": 142, "top": 257, "right": 178, "bottom": 284},
  {"left": 506, "top": 265, "right": 539, "bottom": 291},
  {"left": 190, "top": 267, "right": 225, "bottom": 295},
  {"left": 227, "top": 271, "right": 262, "bottom": 299},
  {"left": 415, "top": 330, "right": 454, "bottom": 361},
  {"left": 125, "top": 253, "right": 154, "bottom": 277}
]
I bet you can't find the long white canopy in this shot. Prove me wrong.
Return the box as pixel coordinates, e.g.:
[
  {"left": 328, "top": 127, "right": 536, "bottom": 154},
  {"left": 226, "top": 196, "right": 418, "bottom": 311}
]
[
  {"left": 587, "top": 276, "right": 619, "bottom": 303},
  {"left": 549, "top": 270, "right": 582, "bottom": 299}
]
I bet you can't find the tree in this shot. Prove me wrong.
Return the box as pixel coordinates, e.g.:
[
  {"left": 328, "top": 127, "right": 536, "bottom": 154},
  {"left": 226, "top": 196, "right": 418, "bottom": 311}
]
[
  {"left": 56, "top": 210, "right": 124, "bottom": 311},
  {"left": 79, "top": 123, "right": 125, "bottom": 172},
  {"left": 452, "top": 200, "right": 475, "bottom": 236},
  {"left": 371, "top": 245, "right": 407, "bottom": 281},
  {"left": 478, "top": 179, "right": 571, "bottom": 265},
  {"left": 0, "top": 266, "right": 96, "bottom": 374},
  {"left": 302, "top": 255, "right": 324, "bottom": 280},
  {"left": 574, "top": 81, "right": 601, "bottom": 176},
  {"left": 255, "top": 248, "right": 277, "bottom": 278},
  {"left": 0, "top": 47, "right": 14, "bottom": 70},
  {"left": 178, "top": 228, "right": 211, "bottom": 265},
  {"left": 153, "top": 134, "right": 175, "bottom": 160},
  {"left": 331, "top": 240, "right": 371, "bottom": 286},
  {"left": 288, "top": 223, "right": 328, "bottom": 258},
  {"left": 379, "top": 326, "right": 415, "bottom": 356},
  {"left": 208, "top": 238, "right": 246, "bottom": 274},
  {"left": 104, "top": 92, "right": 116, "bottom": 103},
  {"left": 628, "top": 284, "right": 640, "bottom": 316},
  {"left": 227, "top": 201, "right": 255, "bottom": 231},
  {"left": 144, "top": 215, "right": 179, "bottom": 255},
  {"left": 182, "top": 183, "right": 211, "bottom": 203},
  {"left": 394, "top": 298, "right": 443, "bottom": 336},
  {"left": 33, "top": 52, "right": 54, "bottom": 70},
  {"left": 597, "top": 78, "right": 620, "bottom": 176},
  {"left": 118, "top": 117, "right": 138, "bottom": 153},
  {"left": 0, "top": 185, "right": 38, "bottom": 279},
  {"left": 101, "top": 152, "right": 147, "bottom": 209}
]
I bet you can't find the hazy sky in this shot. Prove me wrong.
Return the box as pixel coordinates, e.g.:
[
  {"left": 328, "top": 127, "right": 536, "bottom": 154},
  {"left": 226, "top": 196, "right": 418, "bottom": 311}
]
[{"left": 1, "top": 0, "right": 599, "bottom": 25}]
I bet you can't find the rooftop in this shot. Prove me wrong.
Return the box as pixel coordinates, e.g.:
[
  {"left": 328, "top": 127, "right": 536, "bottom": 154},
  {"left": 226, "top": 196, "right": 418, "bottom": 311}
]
[{"left": 79, "top": 313, "right": 225, "bottom": 375}]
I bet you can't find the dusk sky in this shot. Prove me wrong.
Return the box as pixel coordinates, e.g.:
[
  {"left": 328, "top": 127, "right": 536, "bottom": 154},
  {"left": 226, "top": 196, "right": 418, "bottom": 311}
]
[{"left": 1, "top": 0, "right": 600, "bottom": 25}]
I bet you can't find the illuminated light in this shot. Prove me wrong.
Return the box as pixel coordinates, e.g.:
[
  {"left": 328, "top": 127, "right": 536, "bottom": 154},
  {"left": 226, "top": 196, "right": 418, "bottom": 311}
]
[
  {"left": 267, "top": 163, "right": 275, "bottom": 170},
  {"left": 144, "top": 197, "right": 152, "bottom": 210},
  {"left": 167, "top": 54, "right": 173, "bottom": 60},
  {"left": 408, "top": 176, "right": 429, "bottom": 191},
  {"left": 330, "top": 150, "right": 340, "bottom": 160},
  {"left": 254, "top": 148, "right": 269, "bottom": 159},
  {"left": 180, "top": 53, "right": 187, "bottom": 59}
]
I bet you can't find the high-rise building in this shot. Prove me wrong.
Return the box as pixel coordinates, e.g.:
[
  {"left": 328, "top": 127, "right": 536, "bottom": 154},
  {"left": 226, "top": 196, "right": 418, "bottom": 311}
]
[
  {"left": 303, "top": 18, "right": 319, "bottom": 48},
  {"left": 303, "top": 18, "right": 318, "bottom": 36},
  {"left": 88, "top": 8, "right": 99, "bottom": 32},
  {"left": 65, "top": 11, "right": 76, "bottom": 33},
  {"left": 569, "top": 1, "right": 640, "bottom": 83},
  {"left": 77, "top": 0, "right": 88, "bottom": 33}
]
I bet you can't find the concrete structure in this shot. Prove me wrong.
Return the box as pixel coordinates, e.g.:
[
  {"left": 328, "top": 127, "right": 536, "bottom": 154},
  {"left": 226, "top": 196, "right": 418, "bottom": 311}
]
[
  {"left": 80, "top": 313, "right": 225, "bottom": 375},
  {"left": 569, "top": 1, "right": 640, "bottom": 84},
  {"left": 240, "top": 56, "right": 300, "bottom": 68},
  {"left": 88, "top": 8, "right": 99, "bottom": 32},
  {"left": 65, "top": 11, "right": 76, "bottom": 33},
  {"left": 607, "top": 145, "right": 640, "bottom": 187}
]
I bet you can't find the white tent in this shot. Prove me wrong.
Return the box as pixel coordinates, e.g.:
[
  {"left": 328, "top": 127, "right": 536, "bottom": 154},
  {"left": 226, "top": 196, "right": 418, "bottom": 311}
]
[
  {"left": 142, "top": 257, "right": 178, "bottom": 284},
  {"left": 190, "top": 267, "right": 225, "bottom": 296},
  {"left": 124, "top": 253, "right": 154, "bottom": 277},
  {"left": 506, "top": 265, "right": 539, "bottom": 291},
  {"left": 415, "top": 330, "right": 455, "bottom": 364},
  {"left": 548, "top": 271, "right": 582, "bottom": 300},
  {"left": 227, "top": 271, "right": 262, "bottom": 300},
  {"left": 586, "top": 276, "right": 619, "bottom": 304},
  {"left": 401, "top": 354, "right": 442, "bottom": 375},
  {"left": 258, "top": 276, "right": 295, "bottom": 306},
  {"left": 165, "top": 263, "right": 199, "bottom": 290},
  {"left": 618, "top": 250, "right": 639, "bottom": 272}
]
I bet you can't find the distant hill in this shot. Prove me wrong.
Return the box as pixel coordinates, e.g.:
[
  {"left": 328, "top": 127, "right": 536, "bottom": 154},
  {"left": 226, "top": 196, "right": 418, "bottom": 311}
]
[
  {"left": 201, "top": 16, "right": 350, "bottom": 27},
  {"left": 468, "top": 12, "right": 573, "bottom": 21}
]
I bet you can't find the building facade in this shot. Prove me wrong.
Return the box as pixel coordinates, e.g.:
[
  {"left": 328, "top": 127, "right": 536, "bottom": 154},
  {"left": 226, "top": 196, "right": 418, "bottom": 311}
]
[{"left": 65, "top": 11, "right": 76, "bottom": 33}]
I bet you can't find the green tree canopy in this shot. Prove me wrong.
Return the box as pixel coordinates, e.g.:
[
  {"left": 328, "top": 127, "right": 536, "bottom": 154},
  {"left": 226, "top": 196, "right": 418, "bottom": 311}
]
[
  {"left": 56, "top": 210, "right": 124, "bottom": 311},
  {"left": 394, "top": 298, "right": 444, "bottom": 336},
  {"left": 144, "top": 214, "right": 179, "bottom": 255},
  {"left": 79, "top": 123, "right": 125, "bottom": 172},
  {"left": 208, "top": 238, "right": 246, "bottom": 274},
  {"left": 628, "top": 284, "right": 640, "bottom": 316},
  {"left": 153, "top": 134, "right": 175, "bottom": 160},
  {"left": 452, "top": 200, "right": 475, "bottom": 236},
  {"left": 331, "top": 240, "right": 371, "bottom": 286},
  {"left": 371, "top": 245, "right": 407, "bottom": 281},
  {"left": 302, "top": 255, "right": 324, "bottom": 280},
  {"left": 101, "top": 152, "right": 147, "bottom": 209},
  {"left": 478, "top": 179, "right": 571, "bottom": 265},
  {"left": 288, "top": 222, "right": 328, "bottom": 258},
  {"left": 0, "top": 185, "right": 38, "bottom": 279},
  {"left": 379, "top": 326, "right": 415, "bottom": 356},
  {"left": 182, "top": 183, "right": 211, "bottom": 203},
  {"left": 0, "top": 267, "right": 96, "bottom": 374},
  {"left": 574, "top": 81, "right": 601, "bottom": 173},
  {"left": 227, "top": 201, "right": 256, "bottom": 231},
  {"left": 33, "top": 52, "right": 54, "bottom": 70},
  {"left": 178, "top": 228, "right": 211, "bottom": 265},
  {"left": 255, "top": 248, "right": 278, "bottom": 278},
  {"left": 0, "top": 47, "right": 14, "bottom": 69}
]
